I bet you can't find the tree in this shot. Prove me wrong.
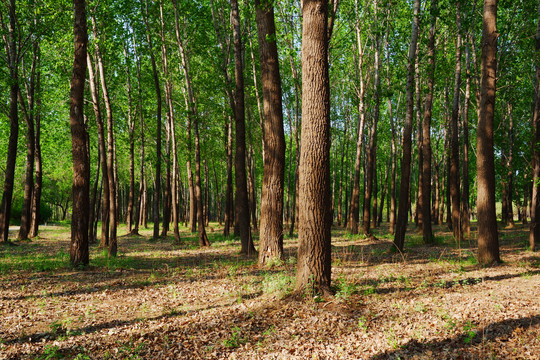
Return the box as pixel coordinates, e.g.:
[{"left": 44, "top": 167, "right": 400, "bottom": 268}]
[
  {"left": 255, "top": 0, "right": 286, "bottom": 264},
  {"left": 530, "top": 4, "right": 540, "bottom": 252},
  {"left": 0, "top": 0, "right": 19, "bottom": 243},
  {"left": 420, "top": 0, "right": 438, "bottom": 244},
  {"left": 231, "top": 0, "right": 255, "bottom": 255},
  {"left": 295, "top": 0, "right": 332, "bottom": 295},
  {"left": 477, "top": 0, "right": 500, "bottom": 265},
  {"left": 69, "top": 0, "right": 90, "bottom": 267},
  {"left": 143, "top": 0, "right": 162, "bottom": 241},
  {"left": 393, "top": 0, "right": 421, "bottom": 253},
  {"left": 449, "top": 1, "right": 463, "bottom": 242}
]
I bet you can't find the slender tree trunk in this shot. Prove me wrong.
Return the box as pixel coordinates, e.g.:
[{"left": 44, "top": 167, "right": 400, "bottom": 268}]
[
  {"left": 506, "top": 103, "right": 515, "bottom": 227},
  {"left": 461, "top": 41, "right": 472, "bottom": 238},
  {"left": 450, "top": 2, "right": 463, "bottom": 242},
  {"left": 0, "top": 0, "right": 19, "bottom": 243},
  {"left": 393, "top": 0, "right": 421, "bottom": 252},
  {"left": 29, "top": 63, "right": 42, "bottom": 239},
  {"left": 530, "top": 5, "right": 540, "bottom": 252},
  {"left": 231, "top": 0, "right": 255, "bottom": 255},
  {"left": 131, "top": 37, "right": 144, "bottom": 236},
  {"left": 295, "top": 0, "right": 332, "bottom": 295},
  {"left": 92, "top": 16, "right": 117, "bottom": 256},
  {"left": 144, "top": 0, "right": 162, "bottom": 240},
  {"left": 421, "top": 0, "right": 437, "bottom": 243},
  {"left": 123, "top": 44, "right": 135, "bottom": 233},
  {"left": 415, "top": 42, "right": 423, "bottom": 229},
  {"left": 255, "top": 0, "right": 286, "bottom": 264},
  {"left": 477, "top": 0, "right": 501, "bottom": 264},
  {"left": 224, "top": 117, "right": 234, "bottom": 237},
  {"left": 69, "top": 0, "right": 89, "bottom": 266},
  {"left": 348, "top": 0, "right": 367, "bottom": 235},
  {"left": 87, "top": 54, "right": 109, "bottom": 247},
  {"left": 18, "top": 36, "right": 39, "bottom": 240}
]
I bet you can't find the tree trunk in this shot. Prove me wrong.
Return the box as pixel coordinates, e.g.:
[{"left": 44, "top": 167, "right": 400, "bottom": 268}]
[
  {"left": 92, "top": 15, "right": 117, "bottom": 256},
  {"left": 87, "top": 53, "right": 109, "bottom": 247},
  {"left": 450, "top": 1, "right": 463, "bottom": 242},
  {"left": 530, "top": 5, "right": 540, "bottom": 252},
  {"left": 29, "top": 58, "right": 42, "bottom": 238},
  {"left": 0, "top": 0, "right": 19, "bottom": 243},
  {"left": 477, "top": 0, "right": 501, "bottom": 264},
  {"left": 131, "top": 36, "right": 144, "bottom": 236},
  {"left": 348, "top": 0, "right": 367, "bottom": 235},
  {"left": 255, "top": 0, "right": 286, "bottom": 264},
  {"left": 224, "top": 117, "right": 234, "bottom": 237},
  {"left": 461, "top": 40, "right": 472, "bottom": 238},
  {"left": 421, "top": 0, "right": 437, "bottom": 243},
  {"left": 393, "top": 0, "right": 421, "bottom": 252},
  {"left": 123, "top": 44, "right": 135, "bottom": 233},
  {"left": 18, "top": 35, "right": 39, "bottom": 240},
  {"left": 295, "top": 0, "right": 332, "bottom": 295},
  {"left": 144, "top": 0, "right": 162, "bottom": 241},
  {"left": 69, "top": 0, "right": 89, "bottom": 267},
  {"left": 231, "top": 0, "right": 255, "bottom": 255}
]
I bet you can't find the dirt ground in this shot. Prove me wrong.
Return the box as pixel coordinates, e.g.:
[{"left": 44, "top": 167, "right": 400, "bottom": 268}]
[{"left": 0, "top": 222, "right": 539, "bottom": 359}]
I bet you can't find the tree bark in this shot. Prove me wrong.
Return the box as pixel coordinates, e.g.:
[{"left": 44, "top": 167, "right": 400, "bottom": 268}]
[
  {"left": 450, "top": 2, "right": 463, "bottom": 242},
  {"left": 393, "top": 0, "right": 421, "bottom": 252},
  {"left": 0, "top": 0, "right": 19, "bottom": 243},
  {"left": 295, "top": 0, "right": 332, "bottom": 295},
  {"left": 69, "top": 0, "right": 89, "bottom": 267},
  {"left": 348, "top": 0, "right": 367, "bottom": 235},
  {"left": 461, "top": 41, "right": 472, "bottom": 238},
  {"left": 477, "top": 0, "right": 501, "bottom": 265},
  {"left": 29, "top": 59, "right": 42, "bottom": 239},
  {"left": 231, "top": 0, "right": 255, "bottom": 255},
  {"left": 92, "top": 15, "right": 117, "bottom": 256},
  {"left": 144, "top": 0, "right": 162, "bottom": 241},
  {"left": 255, "top": 0, "right": 286, "bottom": 264},
  {"left": 530, "top": 4, "right": 540, "bottom": 252}
]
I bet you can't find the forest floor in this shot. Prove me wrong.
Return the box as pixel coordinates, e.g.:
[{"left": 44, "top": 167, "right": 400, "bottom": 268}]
[{"left": 0, "top": 221, "right": 539, "bottom": 359}]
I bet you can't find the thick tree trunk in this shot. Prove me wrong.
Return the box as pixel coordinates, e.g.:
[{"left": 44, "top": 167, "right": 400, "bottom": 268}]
[
  {"left": 69, "top": 0, "right": 89, "bottom": 267},
  {"left": 477, "top": 0, "right": 501, "bottom": 264},
  {"left": 450, "top": 2, "right": 463, "bottom": 242},
  {"left": 231, "top": 0, "right": 255, "bottom": 255},
  {"left": 393, "top": 0, "right": 421, "bottom": 252},
  {"left": 295, "top": 0, "right": 332, "bottom": 295},
  {"left": 255, "top": 0, "right": 286, "bottom": 264}
]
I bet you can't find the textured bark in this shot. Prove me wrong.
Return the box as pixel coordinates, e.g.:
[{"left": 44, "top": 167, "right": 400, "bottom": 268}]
[
  {"left": 224, "top": 117, "right": 234, "bottom": 237},
  {"left": 295, "top": 0, "right": 332, "bottom": 295},
  {"left": 530, "top": 5, "right": 540, "bottom": 252},
  {"left": 393, "top": 0, "right": 421, "bottom": 252},
  {"left": 231, "top": 0, "right": 255, "bottom": 255},
  {"left": 450, "top": 2, "right": 462, "bottom": 242},
  {"left": 0, "top": 0, "right": 19, "bottom": 243},
  {"left": 255, "top": 0, "right": 286, "bottom": 264},
  {"left": 477, "top": 0, "right": 500, "bottom": 265},
  {"left": 69, "top": 0, "right": 89, "bottom": 267}
]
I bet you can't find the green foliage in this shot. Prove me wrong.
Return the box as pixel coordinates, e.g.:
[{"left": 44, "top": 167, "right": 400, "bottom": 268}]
[{"left": 261, "top": 271, "right": 293, "bottom": 298}]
